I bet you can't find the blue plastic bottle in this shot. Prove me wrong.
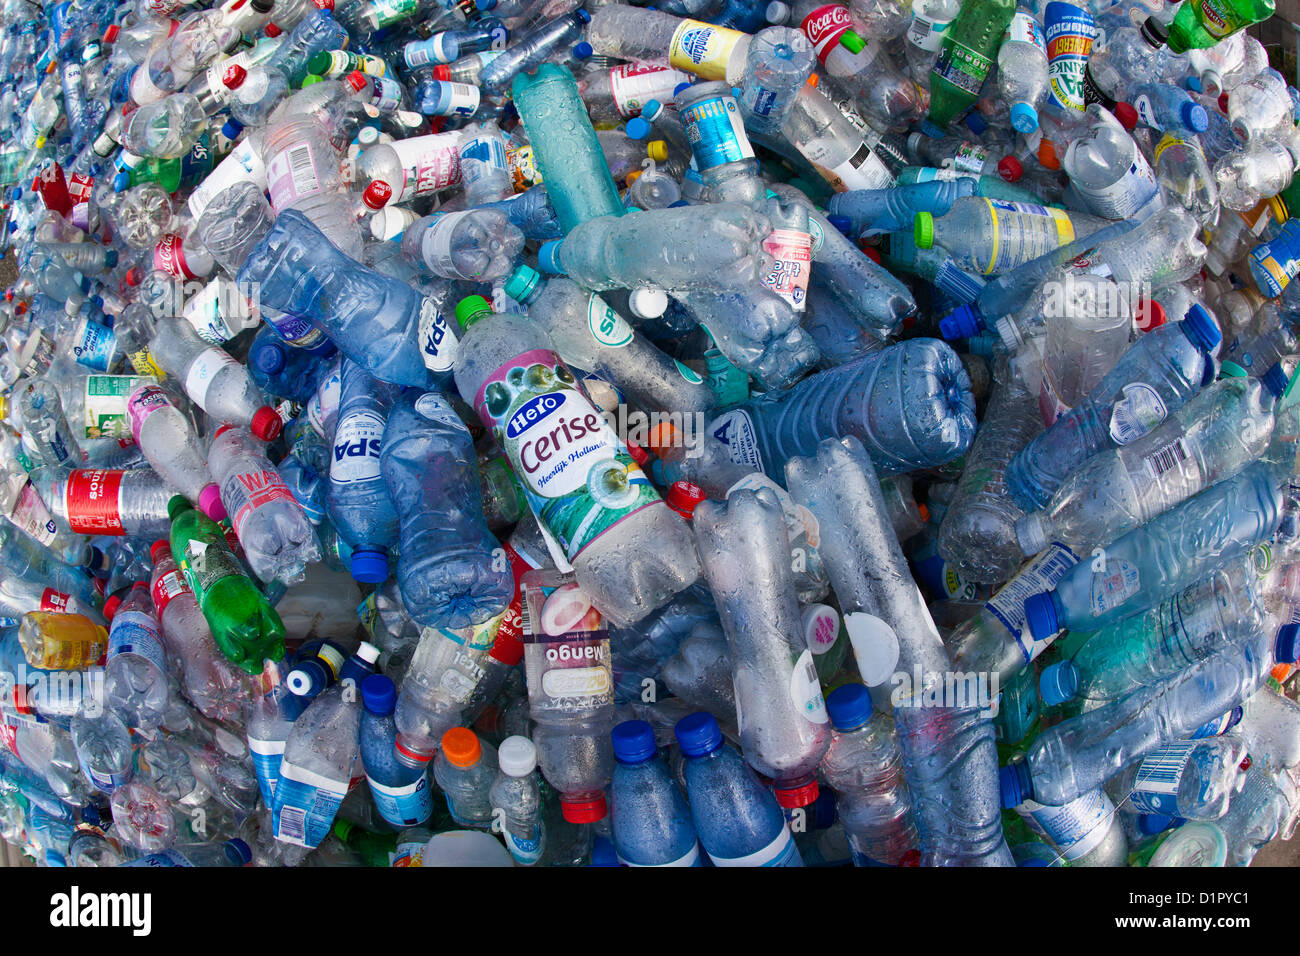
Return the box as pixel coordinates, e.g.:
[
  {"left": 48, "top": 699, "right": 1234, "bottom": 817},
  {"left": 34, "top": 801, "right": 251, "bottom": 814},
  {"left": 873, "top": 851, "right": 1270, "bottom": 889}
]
[
  {"left": 674, "top": 712, "right": 803, "bottom": 867},
  {"left": 1006, "top": 307, "right": 1222, "bottom": 510},
  {"left": 609, "top": 720, "right": 701, "bottom": 867},
  {"left": 379, "top": 390, "right": 515, "bottom": 629},
  {"left": 827, "top": 179, "right": 976, "bottom": 237},
  {"left": 707, "top": 338, "right": 976, "bottom": 480},
  {"left": 327, "top": 359, "right": 402, "bottom": 583},
  {"left": 247, "top": 324, "right": 329, "bottom": 404},
  {"left": 361, "top": 674, "right": 434, "bottom": 828}
]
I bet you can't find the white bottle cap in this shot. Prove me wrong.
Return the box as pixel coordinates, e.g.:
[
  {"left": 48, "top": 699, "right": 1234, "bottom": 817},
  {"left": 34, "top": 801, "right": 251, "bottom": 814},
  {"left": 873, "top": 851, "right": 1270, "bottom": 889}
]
[
  {"left": 356, "top": 641, "right": 381, "bottom": 665},
  {"left": 628, "top": 286, "right": 668, "bottom": 319},
  {"left": 801, "top": 603, "right": 841, "bottom": 655},
  {"left": 766, "top": 1, "right": 790, "bottom": 22},
  {"left": 497, "top": 735, "right": 537, "bottom": 777}
]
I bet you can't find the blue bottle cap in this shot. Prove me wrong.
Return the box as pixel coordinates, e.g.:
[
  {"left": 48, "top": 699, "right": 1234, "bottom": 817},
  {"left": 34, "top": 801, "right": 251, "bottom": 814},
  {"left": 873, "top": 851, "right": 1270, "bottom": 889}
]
[
  {"left": 575, "top": 7, "right": 590, "bottom": 22},
  {"left": 1023, "top": 591, "right": 1060, "bottom": 642},
  {"left": 503, "top": 263, "right": 542, "bottom": 303},
  {"left": 674, "top": 711, "right": 724, "bottom": 757},
  {"left": 590, "top": 835, "right": 620, "bottom": 866},
  {"left": 103, "top": 248, "right": 117, "bottom": 268},
  {"left": 1275, "top": 621, "right": 1300, "bottom": 664},
  {"left": 362, "top": 673, "right": 397, "bottom": 714},
  {"left": 1181, "top": 101, "right": 1208, "bottom": 133},
  {"left": 1137, "top": 813, "right": 1176, "bottom": 836},
  {"left": 964, "top": 111, "right": 988, "bottom": 135},
  {"left": 286, "top": 659, "right": 328, "bottom": 697},
  {"left": 1180, "top": 303, "right": 1222, "bottom": 353},
  {"left": 826, "top": 214, "right": 853, "bottom": 236},
  {"left": 226, "top": 838, "right": 253, "bottom": 864},
  {"left": 919, "top": 119, "right": 945, "bottom": 139},
  {"left": 112, "top": 171, "right": 130, "bottom": 192},
  {"left": 221, "top": 117, "right": 244, "bottom": 141},
  {"left": 1184, "top": 75, "right": 1202, "bottom": 93},
  {"left": 625, "top": 116, "right": 651, "bottom": 140},
  {"left": 673, "top": 81, "right": 692, "bottom": 97},
  {"left": 537, "top": 239, "right": 565, "bottom": 274},
  {"left": 1010, "top": 102, "right": 1039, "bottom": 134},
  {"left": 1263, "top": 362, "right": 1289, "bottom": 400},
  {"left": 825, "top": 683, "right": 872, "bottom": 731},
  {"left": 998, "top": 760, "right": 1031, "bottom": 808},
  {"left": 573, "top": 41, "right": 593, "bottom": 59},
  {"left": 668, "top": 199, "right": 691, "bottom": 207},
  {"left": 939, "top": 303, "right": 983, "bottom": 340},
  {"left": 252, "top": 341, "right": 286, "bottom": 375},
  {"left": 350, "top": 549, "right": 389, "bottom": 583},
  {"left": 641, "top": 99, "right": 664, "bottom": 122},
  {"left": 1019, "top": 857, "right": 1051, "bottom": 867},
  {"left": 611, "top": 719, "right": 657, "bottom": 763},
  {"left": 1038, "top": 660, "right": 1079, "bottom": 706}
]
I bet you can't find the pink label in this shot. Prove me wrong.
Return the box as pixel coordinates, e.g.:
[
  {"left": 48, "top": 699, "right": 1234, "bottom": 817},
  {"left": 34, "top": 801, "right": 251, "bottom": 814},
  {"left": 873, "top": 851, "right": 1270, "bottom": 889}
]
[
  {"left": 153, "top": 233, "right": 195, "bottom": 279},
  {"left": 761, "top": 228, "right": 812, "bottom": 310},
  {"left": 127, "top": 383, "right": 172, "bottom": 443}
]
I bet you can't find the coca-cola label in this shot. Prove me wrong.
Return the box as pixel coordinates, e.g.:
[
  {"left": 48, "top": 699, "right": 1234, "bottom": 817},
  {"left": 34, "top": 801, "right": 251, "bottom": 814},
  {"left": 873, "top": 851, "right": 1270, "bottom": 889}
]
[
  {"left": 64, "top": 469, "right": 125, "bottom": 535},
  {"left": 801, "top": 4, "right": 854, "bottom": 64},
  {"left": 154, "top": 233, "right": 195, "bottom": 279}
]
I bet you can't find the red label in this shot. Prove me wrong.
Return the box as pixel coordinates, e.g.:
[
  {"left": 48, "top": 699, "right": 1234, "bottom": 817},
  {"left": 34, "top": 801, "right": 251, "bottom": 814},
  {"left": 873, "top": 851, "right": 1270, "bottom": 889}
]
[
  {"left": 65, "top": 469, "right": 125, "bottom": 535},
  {"left": 151, "top": 568, "right": 190, "bottom": 614},
  {"left": 39, "top": 588, "right": 70, "bottom": 613},
  {"left": 0, "top": 721, "right": 17, "bottom": 757},
  {"left": 801, "top": 4, "right": 853, "bottom": 63},
  {"left": 490, "top": 542, "right": 538, "bottom": 665},
  {"left": 228, "top": 468, "right": 295, "bottom": 533},
  {"left": 68, "top": 173, "right": 94, "bottom": 204},
  {"left": 153, "top": 233, "right": 195, "bottom": 279}
]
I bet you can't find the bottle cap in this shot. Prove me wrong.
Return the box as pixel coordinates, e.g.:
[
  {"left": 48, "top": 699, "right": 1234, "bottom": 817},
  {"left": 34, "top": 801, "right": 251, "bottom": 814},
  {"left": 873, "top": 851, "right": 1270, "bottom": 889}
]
[
  {"left": 939, "top": 304, "right": 982, "bottom": 340},
  {"left": 1275, "top": 621, "right": 1300, "bottom": 664},
  {"left": 221, "top": 117, "right": 245, "bottom": 140},
  {"left": 199, "top": 484, "right": 227, "bottom": 521},
  {"left": 537, "top": 239, "right": 564, "bottom": 274},
  {"left": 362, "top": 180, "right": 391, "bottom": 209},
  {"left": 641, "top": 99, "right": 664, "bottom": 121},
  {"left": 454, "top": 294, "right": 493, "bottom": 329},
  {"left": 861, "top": 245, "right": 881, "bottom": 263},
  {"left": 1218, "top": 91, "right": 1229, "bottom": 114},
  {"left": 827, "top": 214, "right": 853, "bottom": 236},
  {"left": 225, "top": 839, "right": 253, "bottom": 864},
  {"left": 250, "top": 406, "right": 283, "bottom": 441},
  {"left": 102, "top": 593, "right": 122, "bottom": 622},
  {"left": 306, "top": 50, "right": 332, "bottom": 75},
  {"left": 839, "top": 29, "right": 865, "bottom": 54},
  {"left": 1263, "top": 363, "right": 1289, "bottom": 400},
  {"left": 1139, "top": 16, "right": 1168, "bottom": 48},
  {"left": 575, "top": 8, "right": 590, "bottom": 23},
  {"left": 301, "top": 73, "right": 323, "bottom": 88},
  {"left": 1132, "top": 297, "right": 1166, "bottom": 331},
  {"left": 253, "top": 340, "right": 286, "bottom": 374},
  {"left": 362, "top": 673, "right": 397, "bottom": 714},
  {"left": 103, "top": 25, "right": 120, "bottom": 43},
  {"left": 1037, "top": 138, "right": 1060, "bottom": 170},
  {"left": 1038, "top": 660, "right": 1079, "bottom": 706},
  {"left": 964, "top": 111, "right": 988, "bottom": 136},
  {"left": 1180, "top": 303, "right": 1221, "bottom": 353},
  {"left": 611, "top": 719, "right": 657, "bottom": 763},
  {"left": 825, "top": 682, "right": 871, "bottom": 732},
  {"left": 674, "top": 711, "right": 723, "bottom": 757},
  {"left": 1138, "top": 813, "right": 1177, "bottom": 835},
  {"left": 773, "top": 778, "right": 820, "bottom": 808},
  {"left": 560, "top": 794, "right": 606, "bottom": 823},
  {"left": 674, "top": 81, "right": 693, "bottom": 98},
  {"left": 1184, "top": 74, "right": 1202, "bottom": 93},
  {"left": 497, "top": 735, "right": 537, "bottom": 776},
  {"left": 625, "top": 116, "right": 651, "bottom": 140},
  {"left": 766, "top": 0, "right": 790, "bottom": 22},
  {"left": 440, "top": 727, "right": 481, "bottom": 767},
  {"left": 166, "top": 494, "right": 192, "bottom": 521},
  {"left": 432, "top": 64, "right": 451, "bottom": 81},
  {"left": 112, "top": 171, "right": 130, "bottom": 192},
  {"left": 222, "top": 63, "right": 247, "bottom": 90},
  {"left": 665, "top": 480, "right": 706, "bottom": 518},
  {"left": 627, "top": 286, "right": 668, "bottom": 318},
  {"left": 913, "top": 211, "right": 934, "bottom": 249},
  {"left": 625, "top": 439, "right": 650, "bottom": 467},
  {"left": 1219, "top": 361, "right": 1247, "bottom": 378},
  {"left": 573, "top": 41, "right": 593, "bottom": 59},
  {"left": 286, "top": 660, "right": 328, "bottom": 696},
  {"left": 999, "top": 760, "right": 1031, "bottom": 808},
  {"left": 344, "top": 70, "right": 366, "bottom": 93},
  {"left": 264, "top": 21, "right": 281, "bottom": 36},
  {"left": 503, "top": 263, "right": 542, "bottom": 303},
  {"left": 150, "top": 540, "right": 171, "bottom": 564},
  {"left": 646, "top": 140, "right": 669, "bottom": 162},
  {"left": 1113, "top": 101, "right": 1138, "bottom": 131},
  {"left": 1009, "top": 103, "right": 1038, "bottom": 134},
  {"left": 644, "top": 421, "right": 677, "bottom": 453},
  {"left": 350, "top": 549, "right": 389, "bottom": 583},
  {"left": 1024, "top": 591, "right": 1060, "bottom": 641},
  {"left": 1182, "top": 101, "right": 1208, "bottom": 133}
]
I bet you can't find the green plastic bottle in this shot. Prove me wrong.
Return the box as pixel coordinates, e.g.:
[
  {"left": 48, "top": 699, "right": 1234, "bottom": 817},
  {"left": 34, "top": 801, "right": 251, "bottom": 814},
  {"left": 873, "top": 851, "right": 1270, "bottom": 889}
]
[
  {"left": 167, "top": 495, "right": 285, "bottom": 675},
  {"left": 926, "top": 0, "right": 1017, "bottom": 131},
  {"left": 1165, "top": 0, "right": 1274, "bottom": 53},
  {"left": 512, "top": 64, "right": 624, "bottom": 234}
]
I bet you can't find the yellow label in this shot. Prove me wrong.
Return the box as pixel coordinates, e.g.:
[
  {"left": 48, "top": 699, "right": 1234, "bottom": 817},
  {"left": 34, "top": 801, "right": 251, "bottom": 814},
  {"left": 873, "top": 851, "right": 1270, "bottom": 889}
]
[
  {"left": 1049, "top": 206, "right": 1075, "bottom": 244},
  {"left": 668, "top": 19, "right": 745, "bottom": 82},
  {"left": 129, "top": 348, "right": 166, "bottom": 380}
]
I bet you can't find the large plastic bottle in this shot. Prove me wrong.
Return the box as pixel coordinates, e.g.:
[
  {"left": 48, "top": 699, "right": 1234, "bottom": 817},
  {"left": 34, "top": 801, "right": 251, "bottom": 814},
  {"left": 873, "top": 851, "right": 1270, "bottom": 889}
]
[
  {"left": 360, "top": 674, "right": 433, "bottom": 829},
  {"left": 127, "top": 382, "right": 223, "bottom": 521},
  {"left": 32, "top": 465, "right": 175, "bottom": 540},
  {"left": 1165, "top": 0, "right": 1275, "bottom": 54},
  {"left": 674, "top": 711, "right": 803, "bottom": 866},
  {"left": 1063, "top": 104, "right": 1163, "bottom": 221},
  {"left": 915, "top": 197, "right": 1110, "bottom": 274},
  {"left": 272, "top": 682, "right": 359, "bottom": 850},
  {"left": 609, "top": 719, "right": 701, "bottom": 867},
  {"left": 453, "top": 295, "right": 700, "bottom": 627},
  {"left": 379, "top": 390, "right": 514, "bottom": 628},
  {"left": 998, "top": 11, "right": 1049, "bottom": 134},
  {"left": 103, "top": 581, "right": 169, "bottom": 730},
  {"left": 925, "top": 0, "right": 1016, "bottom": 130}
]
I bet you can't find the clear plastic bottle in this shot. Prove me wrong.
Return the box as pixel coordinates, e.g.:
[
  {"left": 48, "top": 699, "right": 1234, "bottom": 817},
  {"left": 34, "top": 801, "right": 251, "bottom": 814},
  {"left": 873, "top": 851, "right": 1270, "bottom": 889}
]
[
  {"left": 104, "top": 581, "right": 169, "bottom": 730},
  {"left": 1107, "top": 736, "right": 1249, "bottom": 820},
  {"left": 272, "top": 682, "right": 360, "bottom": 851},
  {"left": 360, "top": 674, "right": 434, "bottom": 829},
  {"left": 399, "top": 208, "right": 523, "bottom": 283},
  {"left": 69, "top": 709, "right": 134, "bottom": 793},
  {"left": 998, "top": 11, "right": 1049, "bottom": 134},
  {"left": 915, "top": 196, "right": 1110, "bottom": 275},
  {"left": 32, "top": 464, "right": 176, "bottom": 539},
  {"left": 488, "top": 734, "right": 546, "bottom": 865},
  {"left": 1011, "top": 787, "right": 1129, "bottom": 866},
  {"left": 432, "top": 726, "right": 497, "bottom": 829},
  {"left": 737, "top": 26, "right": 815, "bottom": 135}
]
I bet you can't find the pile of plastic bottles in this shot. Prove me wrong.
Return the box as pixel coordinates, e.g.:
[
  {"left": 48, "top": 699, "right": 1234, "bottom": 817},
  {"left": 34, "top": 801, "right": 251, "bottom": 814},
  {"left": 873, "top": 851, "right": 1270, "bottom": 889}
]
[{"left": 1, "top": 0, "right": 1300, "bottom": 870}]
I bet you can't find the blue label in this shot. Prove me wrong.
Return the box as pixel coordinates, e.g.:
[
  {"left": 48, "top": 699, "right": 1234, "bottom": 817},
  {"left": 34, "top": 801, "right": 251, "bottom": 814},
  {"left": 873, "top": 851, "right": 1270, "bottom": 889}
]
[
  {"left": 72, "top": 319, "right": 116, "bottom": 371},
  {"left": 367, "top": 774, "right": 434, "bottom": 828},
  {"left": 503, "top": 823, "right": 543, "bottom": 865},
  {"left": 272, "top": 767, "right": 347, "bottom": 848},
  {"left": 680, "top": 94, "right": 755, "bottom": 172},
  {"left": 1249, "top": 219, "right": 1300, "bottom": 298},
  {"left": 248, "top": 735, "right": 285, "bottom": 804}
]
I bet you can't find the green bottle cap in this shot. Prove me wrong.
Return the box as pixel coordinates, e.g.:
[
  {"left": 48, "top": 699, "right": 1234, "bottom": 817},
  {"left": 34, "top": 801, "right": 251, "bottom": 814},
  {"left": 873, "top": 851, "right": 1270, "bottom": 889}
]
[
  {"left": 839, "top": 29, "right": 866, "bottom": 55},
  {"left": 1219, "top": 361, "right": 1248, "bottom": 378},
  {"left": 166, "top": 494, "right": 191, "bottom": 521},
  {"left": 503, "top": 264, "right": 542, "bottom": 304},
  {"left": 306, "top": 50, "right": 331, "bottom": 75},
  {"left": 914, "top": 211, "right": 934, "bottom": 249},
  {"left": 300, "top": 73, "right": 323, "bottom": 88},
  {"left": 455, "top": 295, "right": 494, "bottom": 329}
]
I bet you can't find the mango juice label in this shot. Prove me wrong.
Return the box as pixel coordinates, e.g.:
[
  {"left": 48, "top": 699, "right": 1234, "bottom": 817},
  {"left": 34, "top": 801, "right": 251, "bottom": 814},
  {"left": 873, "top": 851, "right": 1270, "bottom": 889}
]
[{"left": 475, "top": 349, "right": 659, "bottom": 563}]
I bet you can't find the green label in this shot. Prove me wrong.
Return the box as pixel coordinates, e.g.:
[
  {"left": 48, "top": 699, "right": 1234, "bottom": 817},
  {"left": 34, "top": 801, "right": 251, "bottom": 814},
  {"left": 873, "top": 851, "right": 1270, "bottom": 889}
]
[
  {"left": 933, "top": 38, "right": 993, "bottom": 96},
  {"left": 179, "top": 537, "right": 244, "bottom": 608},
  {"left": 85, "top": 374, "right": 155, "bottom": 439},
  {"left": 372, "top": 0, "right": 418, "bottom": 27}
]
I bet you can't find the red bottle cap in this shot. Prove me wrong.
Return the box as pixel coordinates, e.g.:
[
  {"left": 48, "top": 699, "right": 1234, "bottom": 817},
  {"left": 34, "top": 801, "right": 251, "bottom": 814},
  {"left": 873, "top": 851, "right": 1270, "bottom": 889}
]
[
  {"left": 861, "top": 245, "right": 881, "bottom": 264},
  {"left": 250, "top": 407, "right": 283, "bottom": 441},
  {"left": 1113, "top": 102, "right": 1138, "bottom": 131},
  {"left": 102, "top": 594, "right": 122, "bottom": 622},
  {"left": 223, "top": 63, "right": 247, "bottom": 89},
  {"left": 773, "top": 778, "right": 820, "bottom": 808},
  {"left": 150, "top": 540, "right": 171, "bottom": 564},
  {"left": 264, "top": 22, "right": 282, "bottom": 37},
  {"left": 1133, "top": 298, "right": 1167, "bottom": 332},
  {"left": 665, "top": 480, "right": 706, "bottom": 519},
  {"left": 432, "top": 64, "right": 451, "bottom": 82},
  {"left": 624, "top": 438, "right": 649, "bottom": 467},
  {"left": 102, "top": 25, "right": 119, "bottom": 43},
  {"left": 362, "top": 180, "right": 392, "bottom": 209},
  {"left": 560, "top": 794, "right": 607, "bottom": 823},
  {"left": 346, "top": 70, "right": 367, "bottom": 93},
  {"left": 997, "top": 155, "right": 1023, "bottom": 182}
]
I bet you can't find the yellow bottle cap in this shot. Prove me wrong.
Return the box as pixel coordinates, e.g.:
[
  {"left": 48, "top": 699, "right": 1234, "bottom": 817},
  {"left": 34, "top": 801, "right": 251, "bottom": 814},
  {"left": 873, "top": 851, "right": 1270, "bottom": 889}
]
[{"left": 647, "top": 140, "right": 669, "bottom": 163}]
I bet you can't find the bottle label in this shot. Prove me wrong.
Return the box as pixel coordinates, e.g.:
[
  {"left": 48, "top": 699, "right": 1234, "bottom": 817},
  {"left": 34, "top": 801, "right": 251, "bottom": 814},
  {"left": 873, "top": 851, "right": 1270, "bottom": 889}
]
[
  {"left": 669, "top": 19, "right": 745, "bottom": 81},
  {"left": 72, "top": 318, "right": 116, "bottom": 372},
  {"left": 389, "top": 133, "right": 462, "bottom": 200},
  {"left": 308, "top": 364, "right": 343, "bottom": 437},
  {"left": 761, "top": 228, "right": 813, "bottom": 310},
  {"left": 79, "top": 755, "right": 130, "bottom": 794},
  {"left": 818, "top": 140, "right": 894, "bottom": 192},
  {"left": 151, "top": 568, "right": 190, "bottom": 614},
  {"left": 951, "top": 141, "right": 991, "bottom": 176},
  {"left": 1248, "top": 220, "right": 1300, "bottom": 299},
  {"left": 1143, "top": 437, "right": 1190, "bottom": 480},
  {"left": 1038, "top": 370, "right": 1071, "bottom": 425},
  {"left": 188, "top": 139, "right": 266, "bottom": 220},
  {"left": 373, "top": 0, "right": 418, "bottom": 27},
  {"left": 475, "top": 348, "right": 659, "bottom": 563},
  {"left": 127, "top": 383, "right": 172, "bottom": 443},
  {"left": 1068, "top": 150, "right": 1159, "bottom": 220},
  {"left": 709, "top": 407, "right": 764, "bottom": 471},
  {"left": 1190, "top": 0, "right": 1251, "bottom": 40},
  {"left": 932, "top": 37, "right": 993, "bottom": 98},
  {"left": 367, "top": 775, "right": 434, "bottom": 827},
  {"left": 107, "top": 609, "right": 167, "bottom": 675},
  {"left": 679, "top": 91, "right": 754, "bottom": 171},
  {"left": 223, "top": 468, "right": 296, "bottom": 537},
  {"left": 619, "top": 842, "right": 701, "bottom": 867},
  {"left": 40, "top": 588, "right": 70, "bottom": 612},
  {"left": 1190, "top": 707, "right": 1241, "bottom": 739},
  {"left": 128, "top": 348, "right": 166, "bottom": 380},
  {"left": 1128, "top": 741, "right": 1196, "bottom": 814},
  {"left": 64, "top": 469, "right": 125, "bottom": 535},
  {"left": 182, "top": 279, "right": 242, "bottom": 344},
  {"left": 1090, "top": 557, "right": 1141, "bottom": 616},
  {"left": 185, "top": 347, "right": 240, "bottom": 412},
  {"left": 986, "top": 543, "right": 1080, "bottom": 663},
  {"left": 1080, "top": 62, "right": 1116, "bottom": 110},
  {"left": 460, "top": 134, "right": 509, "bottom": 187},
  {"left": 10, "top": 482, "right": 59, "bottom": 547},
  {"left": 1108, "top": 382, "right": 1168, "bottom": 445},
  {"left": 609, "top": 63, "right": 692, "bottom": 117},
  {"left": 502, "top": 823, "right": 543, "bottom": 865},
  {"left": 153, "top": 233, "right": 197, "bottom": 280},
  {"left": 330, "top": 411, "right": 385, "bottom": 484},
  {"left": 788, "top": 648, "right": 829, "bottom": 723},
  {"left": 520, "top": 576, "right": 614, "bottom": 713},
  {"left": 1044, "top": 2, "right": 1096, "bottom": 113},
  {"left": 587, "top": 296, "right": 633, "bottom": 348},
  {"left": 1006, "top": 10, "right": 1046, "bottom": 49},
  {"left": 799, "top": 4, "right": 855, "bottom": 64},
  {"left": 267, "top": 141, "right": 324, "bottom": 209},
  {"left": 121, "top": 849, "right": 194, "bottom": 867},
  {"left": 1019, "top": 789, "right": 1114, "bottom": 861},
  {"left": 273, "top": 762, "right": 348, "bottom": 847},
  {"left": 248, "top": 733, "right": 285, "bottom": 803},
  {"left": 506, "top": 145, "right": 542, "bottom": 191},
  {"left": 433, "top": 81, "right": 481, "bottom": 116},
  {"left": 982, "top": 199, "right": 1076, "bottom": 274},
  {"left": 178, "top": 535, "right": 245, "bottom": 604},
  {"left": 418, "top": 298, "right": 458, "bottom": 374},
  {"left": 391, "top": 840, "right": 425, "bottom": 866},
  {"left": 86, "top": 375, "right": 153, "bottom": 440},
  {"left": 908, "top": 8, "right": 953, "bottom": 52},
  {"left": 707, "top": 824, "right": 802, "bottom": 866}
]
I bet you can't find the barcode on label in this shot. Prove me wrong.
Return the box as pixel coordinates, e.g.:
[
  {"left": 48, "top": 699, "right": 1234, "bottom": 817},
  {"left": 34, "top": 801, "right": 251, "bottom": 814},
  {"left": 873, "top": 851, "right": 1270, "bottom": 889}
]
[
  {"left": 804, "top": 658, "right": 818, "bottom": 685},
  {"left": 278, "top": 806, "right": 307, "bottom": 843},
  {"left": 520, "top": 589, "right": 534, "bottom": 638},
  {"left": 1144, "top": 438, "right": 1189, "bottom": 479},
  {"left": 288, "top": 144, "right": 319, "bottom": 196},
  {"left": 1134, "top": 742, "right": 1195, "bottom": 790}
]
